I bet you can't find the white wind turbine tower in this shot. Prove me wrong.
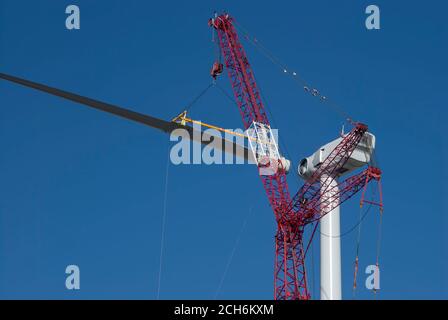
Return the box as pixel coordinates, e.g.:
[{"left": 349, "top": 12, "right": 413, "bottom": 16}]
[{"left": 298, "top": 131, "right": 376, "bottom": 300}]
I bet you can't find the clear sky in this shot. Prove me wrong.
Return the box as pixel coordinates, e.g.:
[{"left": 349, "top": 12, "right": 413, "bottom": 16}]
[{"left": 0, "top": 0, "right": 446, "bottom": 299}]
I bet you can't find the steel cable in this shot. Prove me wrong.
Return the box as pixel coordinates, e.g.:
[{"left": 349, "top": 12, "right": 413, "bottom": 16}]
[{"left": 233, "top": 21, "right": 355, "bottom": 124}]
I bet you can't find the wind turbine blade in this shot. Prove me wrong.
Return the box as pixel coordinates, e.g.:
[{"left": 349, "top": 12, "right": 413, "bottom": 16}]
[
  {"left": 0, "top": 72, "right": 178, "bottom": 133},
  {"left": 0, "top": 72, "right": 253, "bottom": 162}
]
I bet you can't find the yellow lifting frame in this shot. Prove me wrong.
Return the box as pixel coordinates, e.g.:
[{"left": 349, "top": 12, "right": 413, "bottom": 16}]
[{"left": 172, "top": 111, "right": 250, "bottom": 141}]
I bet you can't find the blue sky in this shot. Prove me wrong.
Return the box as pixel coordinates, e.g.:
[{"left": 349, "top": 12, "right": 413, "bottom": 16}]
[{"left": 0, "top": 0, "right": 447, "bottom": 299}]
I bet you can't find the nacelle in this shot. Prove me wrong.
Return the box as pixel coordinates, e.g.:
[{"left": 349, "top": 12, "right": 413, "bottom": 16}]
[{"left": 298, "top": 132, "right": 375, "bottom": 181}]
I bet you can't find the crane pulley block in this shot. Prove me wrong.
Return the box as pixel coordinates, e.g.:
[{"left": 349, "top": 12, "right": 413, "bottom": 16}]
[{"left": 210, "top": 62, "right": 224, "bottom": 79}]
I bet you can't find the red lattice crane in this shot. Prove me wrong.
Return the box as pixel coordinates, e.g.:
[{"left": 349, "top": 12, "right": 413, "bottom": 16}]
[{"left": 209, "top": 13, "right": 382, "bottom": 300}]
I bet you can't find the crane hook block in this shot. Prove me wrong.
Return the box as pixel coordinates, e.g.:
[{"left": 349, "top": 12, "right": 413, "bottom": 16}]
[{"left": 211, "top": 62, "right": 224, "bottom": 79}]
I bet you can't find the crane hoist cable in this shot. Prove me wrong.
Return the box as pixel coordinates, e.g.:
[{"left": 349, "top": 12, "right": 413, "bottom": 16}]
[
  {"left": 212, "top": 29, "right": 223, "bottom": 65},
  {"left": 176, "top": 82, "right": 215, "bottom": 116},
  {"left": 352, "top": 205, "right": 365, "bottom": 299},
  {"left": 233, "top": 20, "right": 356, "bottom": 125},
  {"left": 310, "top": 232, "right": 316, "bottom": 299},
  {"left": 157, "top": 141, "right": 171, "bottom": 300},
  {"left": 352, "top": 187, "right": 376, "bottom": 298},
  {"left": 215, "top": 82, "right": 237, "bottom": 106},
  {"left": 214, "top": 206, "right": 255, "bottom": 300},
  {"left": 320, "top": 201, "right": 374, "bottom": 239},
  {"left": 353, "top": 176, "right": 383, "bottom": 299},
  {"left": 374, "top": 203, "right": 384, "bottom": 299}
]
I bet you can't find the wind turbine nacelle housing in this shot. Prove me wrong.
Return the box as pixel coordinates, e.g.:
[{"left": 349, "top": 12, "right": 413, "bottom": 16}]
[{"left": 298, "top": 132, "right": 376, "bottom": 181}]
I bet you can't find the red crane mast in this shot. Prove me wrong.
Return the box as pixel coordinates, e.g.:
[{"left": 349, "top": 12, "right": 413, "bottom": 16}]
[{"left": 210, "top": 13, "right": 308, "bottom": 300}]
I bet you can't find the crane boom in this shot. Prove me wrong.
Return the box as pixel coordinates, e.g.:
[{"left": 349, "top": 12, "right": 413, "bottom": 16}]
[{"left": 210, "top": 13, "right": 309, "bottom": 300}]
